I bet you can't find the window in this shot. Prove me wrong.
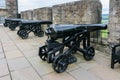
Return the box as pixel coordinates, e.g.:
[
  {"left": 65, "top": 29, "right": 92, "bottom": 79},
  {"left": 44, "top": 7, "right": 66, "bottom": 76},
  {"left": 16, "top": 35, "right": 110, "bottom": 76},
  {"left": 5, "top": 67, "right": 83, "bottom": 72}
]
[{"left": 0, "top": 0, "right": 6, "bottom": 9}]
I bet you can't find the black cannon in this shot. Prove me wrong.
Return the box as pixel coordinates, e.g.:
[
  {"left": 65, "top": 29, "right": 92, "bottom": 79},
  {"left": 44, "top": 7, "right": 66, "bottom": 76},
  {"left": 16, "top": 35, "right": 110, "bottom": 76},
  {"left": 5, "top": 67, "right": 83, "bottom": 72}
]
[
  {"left": 39, "top": 24, "right": 107, "bottom": 73},
  {"left": 4, "top": 18, "right": 10, "bottom": 27},
  {"left": 111, "top": 44, "right": 120, "bottom": 69},
  {"left": 17, "top": 20, "right": 52, "bottom": 39},
  {"left": 3, "top": 18, "right": 23, "bottom": 30}
]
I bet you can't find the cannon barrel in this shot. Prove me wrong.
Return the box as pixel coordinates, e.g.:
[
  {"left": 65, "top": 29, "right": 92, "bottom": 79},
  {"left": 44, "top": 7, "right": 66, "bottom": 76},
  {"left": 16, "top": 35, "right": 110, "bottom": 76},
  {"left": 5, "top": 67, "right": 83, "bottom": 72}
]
[
  {"left": 19, "top": 20, "right": 52, "bottom": 25},
  {"left": 45, "top": 24, "right": 107, "bottom": 39},
  {"left": 5, "top": 18, "right": 23, "bottom": 22}
]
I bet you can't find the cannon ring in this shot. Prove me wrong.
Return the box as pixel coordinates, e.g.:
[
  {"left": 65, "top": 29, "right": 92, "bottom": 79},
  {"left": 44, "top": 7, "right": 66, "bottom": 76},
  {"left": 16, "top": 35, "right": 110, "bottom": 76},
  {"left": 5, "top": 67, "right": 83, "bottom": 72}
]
[
  {"left": 52, "top": 54, "right": 68, "bottom": 73},
  {"left": 83, "top": 46, "right": 95, "bottom": 61}
]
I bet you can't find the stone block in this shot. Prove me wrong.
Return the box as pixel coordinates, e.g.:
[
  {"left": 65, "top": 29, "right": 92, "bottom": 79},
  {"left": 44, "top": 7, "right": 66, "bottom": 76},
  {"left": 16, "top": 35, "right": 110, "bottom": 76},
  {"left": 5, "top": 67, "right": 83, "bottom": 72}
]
[
  {"left": 33, "top": 7, "right": 52, "bottom": 21},
  {"left": 0, "top": 64, "right": 9, "bottom": 77},
  {"left": 52, "top": 0, "right": 102, "bottom": 24},
  {"left": 0, "top": 53, "right": 4, "bottom": 59},
  {"left": 0, "top": 75, "right": 11, "bottom": 80},
  {"left": 5, "top": 50, "right": 23, "bottom": 60},
  {"left": 11, "top": 67, "right": 42, "bottom": 80},
  {"left": 28, "top": 56, "right": 53, "bottom": 76},
  {"left": 8, "top": 57, "right": 31, "bottom": 71},
  {"left": 69, "top": 68, "right": 101, "bottom": 80},
  {"left": 21, "top": 10, "right": 33, "bottom": 20},
  {"left": 42, "top": 72, "right": 75, "bottom": 80}
]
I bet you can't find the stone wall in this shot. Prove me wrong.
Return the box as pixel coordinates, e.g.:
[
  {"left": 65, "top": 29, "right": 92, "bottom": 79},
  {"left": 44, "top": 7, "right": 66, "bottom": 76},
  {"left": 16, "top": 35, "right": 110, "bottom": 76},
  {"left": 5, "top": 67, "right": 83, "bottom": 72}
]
[
  {"left": 52, "top": 0, "right": 102, "bottom": 24},
  {"left": 0, "top": 9, "right": 7, "bottom": 16},
  {"left": 0, "top": 0, "right": 18, "bottom": 23},
  {"left": 0, "top": 0, "right": 18, "bottom": 18},
  {"left": 6, "top": 0, "right": 18, "bottom": 18},
  {"left": 33, "top": 7, "right": 52, "bottom": 21},
  {"left": 108, "top": 0, "right": 120, "bottom": 44},
  {"left": 21, "top": 10, "right": 33, "bottom": 20}
]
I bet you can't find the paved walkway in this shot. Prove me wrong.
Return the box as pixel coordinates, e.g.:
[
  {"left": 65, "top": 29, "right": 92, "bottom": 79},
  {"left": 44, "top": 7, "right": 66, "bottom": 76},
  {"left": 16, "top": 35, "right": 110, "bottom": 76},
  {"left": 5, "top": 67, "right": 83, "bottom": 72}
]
[{"left": 0, "top": 26, "right": 120, "bottom": 80}]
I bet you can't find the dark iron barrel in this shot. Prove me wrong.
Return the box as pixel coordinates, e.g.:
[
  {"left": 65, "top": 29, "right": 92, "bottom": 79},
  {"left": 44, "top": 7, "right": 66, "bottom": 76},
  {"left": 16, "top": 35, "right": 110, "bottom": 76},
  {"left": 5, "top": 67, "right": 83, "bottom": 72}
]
[
  {"left": 45, "top": 24, "right": 107, "bottom": 39},
  {"left": 19, "top": 20, "right": 52, "bottom": 25}
]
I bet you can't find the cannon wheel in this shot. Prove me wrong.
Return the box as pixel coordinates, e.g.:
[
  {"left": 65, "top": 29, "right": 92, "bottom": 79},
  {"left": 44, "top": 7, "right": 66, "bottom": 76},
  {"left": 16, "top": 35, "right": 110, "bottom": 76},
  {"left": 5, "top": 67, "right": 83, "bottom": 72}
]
[
  {"left": 4, "top": 23, "right": 8, "bottom": 27},
  {"left": 52, "top": 54, "right": 68, "bottom": 73},
  {"left": 34, "top": 30, "right": 44, "bottom": 37},
  {"left": 83, "top": 46, "right": 95, "bottom": 61},
  {"left": 39, "top": 46, "right": 48, "bottom": 61},
  {"left": 20, "top": 30, "right": 28, "bottom": 39},
  {"left": 38, "top": 31, "right": 44, "bottom": 37},
  {"left": 9, "top": 26, "right": 15, "bottom": 31},
  {"left": 17, "top": 30, "right": 21, "bottom": 35}
]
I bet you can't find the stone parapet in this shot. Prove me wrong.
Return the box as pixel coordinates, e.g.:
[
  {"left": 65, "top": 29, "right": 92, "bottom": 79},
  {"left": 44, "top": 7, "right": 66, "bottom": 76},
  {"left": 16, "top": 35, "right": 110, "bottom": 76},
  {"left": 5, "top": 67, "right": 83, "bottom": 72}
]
[
  {"left": 52, "top": 0, "right": 102, "bottom": 24},
  {"left": 6, "top": 0, "right": 18, "bottom": 18},
  {"left": 108, "top": 0, "right": 120, "bottom": 44},
  {"left": 33, "top": 7, "right": 52, "bottom": 21},
  {"left": 0, "top": 0, "right": 18, "bottom": 18},
  {"left": 21, "top": 10, "right": 33, "bottom": 20}
]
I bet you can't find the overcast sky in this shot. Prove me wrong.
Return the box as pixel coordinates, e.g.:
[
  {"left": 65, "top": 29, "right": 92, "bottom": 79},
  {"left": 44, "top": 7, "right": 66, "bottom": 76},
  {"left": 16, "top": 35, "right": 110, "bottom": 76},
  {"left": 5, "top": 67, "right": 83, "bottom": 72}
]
[{"left": 18, "top": 0, "right": 109, "bottom": 13}]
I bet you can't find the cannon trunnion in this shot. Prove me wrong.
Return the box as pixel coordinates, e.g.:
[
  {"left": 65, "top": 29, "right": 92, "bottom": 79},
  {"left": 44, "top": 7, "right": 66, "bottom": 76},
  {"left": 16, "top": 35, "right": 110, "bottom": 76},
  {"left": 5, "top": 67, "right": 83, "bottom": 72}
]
[{"left": 39, "top": 24, "right": 107, "bottom": 73}]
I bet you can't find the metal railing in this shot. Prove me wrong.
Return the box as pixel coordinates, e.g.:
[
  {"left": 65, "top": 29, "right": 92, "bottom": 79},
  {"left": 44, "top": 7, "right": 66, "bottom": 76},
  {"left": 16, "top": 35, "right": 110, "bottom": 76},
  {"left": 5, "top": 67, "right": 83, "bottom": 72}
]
[{"left": 90, "top": 30, "right": 108, "bottom": 45}]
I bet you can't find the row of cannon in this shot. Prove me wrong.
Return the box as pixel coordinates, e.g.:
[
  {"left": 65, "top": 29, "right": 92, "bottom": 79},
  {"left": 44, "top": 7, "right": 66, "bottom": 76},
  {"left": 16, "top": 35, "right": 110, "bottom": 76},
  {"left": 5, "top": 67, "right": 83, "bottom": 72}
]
[
  {"left": 4, "top": 18, "right": 52, "bottom": 39},
  {"left": 4, "top": 18, "right": 108, "bottom": 73}
]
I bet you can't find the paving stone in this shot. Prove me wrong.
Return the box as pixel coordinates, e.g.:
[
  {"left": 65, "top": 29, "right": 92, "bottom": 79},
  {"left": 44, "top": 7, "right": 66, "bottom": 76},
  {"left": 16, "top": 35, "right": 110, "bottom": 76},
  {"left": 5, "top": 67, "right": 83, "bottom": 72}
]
[
  {"left": 78, "top": 61, "right": 98, "bottom": 70},
  {"left": 69, "top": 68, "right": 101, "bottom": 80},
  {"left": 89, "top": 65, "right": 120, "bottom": 80},
  {"left": 7, "top": 57, "right": 31, "bottom": 71},
  {"left": 0, "top": 47, "right": 3, "bottom": 53},
  {"left": 16, "top": 43, "right": 36, "bottom": 51},
  {"left": 42, "top": 72, "right": 75, "bottom": 80},
  {"left": 11, "top": 67, "right": 42, "bottom": 80},
  {"left": 22, "top": 50, "right": 38, "bottom": 58},
  {"left": 74, "top": 53, "right": 86, "bottom": 64},
  {"left": 0, "top": 75, "right": 11, "bottom": 80},
  {"left": 66, "top": 64, "right": 80, "bottom": 72},
  {"left": 0, "top": 53, "right": 4, "bottom": 59},
  {"left": 3, "top": 46, "right": 18, "bottom": 52},
  {"left": 2, "top": 41, "right": 14, "bottom": 47},
  {"left": 1, "top": 38, "right": 12, "bottom": 43},
  {"left": 0, "top": 58, "right": 6, "bottom": 65},
  {"left": 5, "top": 50, "right": 23, "bottom": 60},
  {"left": 0, "top": 64, "right": 9, "bottom": 77},
  {"left": 94, "top": 52, "right": 111, "bottom": 66},
  {"left": 28, "top": 56, "right": 53, "bottom": 76},
  {"left": 112, "top": 64, "right": 120, "bottom": 73}
]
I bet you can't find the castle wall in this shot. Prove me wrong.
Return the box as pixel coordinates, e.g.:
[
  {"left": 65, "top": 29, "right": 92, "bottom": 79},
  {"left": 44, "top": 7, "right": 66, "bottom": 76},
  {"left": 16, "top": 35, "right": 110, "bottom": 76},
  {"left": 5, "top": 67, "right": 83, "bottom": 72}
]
[
  {"left": 52, "top": 0, "right": 102, "bottom": 24},
  {"left": 108, "top": 0, "right": 120, "bottom": 44}
]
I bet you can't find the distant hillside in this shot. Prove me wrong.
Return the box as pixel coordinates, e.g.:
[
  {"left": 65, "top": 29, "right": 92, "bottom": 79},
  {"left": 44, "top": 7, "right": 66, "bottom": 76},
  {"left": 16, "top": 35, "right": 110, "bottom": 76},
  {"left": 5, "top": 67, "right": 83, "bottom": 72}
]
[{"left": 102, "top": 14, "right": 109, "bottom": 23}]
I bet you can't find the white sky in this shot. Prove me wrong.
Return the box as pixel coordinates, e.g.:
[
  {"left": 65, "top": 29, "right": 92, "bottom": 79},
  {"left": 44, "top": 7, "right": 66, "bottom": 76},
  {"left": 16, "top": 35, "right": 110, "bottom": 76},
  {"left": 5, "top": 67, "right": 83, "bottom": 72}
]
[{"left": 18, "top": 0, "right": 109, "bottom": 13}]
